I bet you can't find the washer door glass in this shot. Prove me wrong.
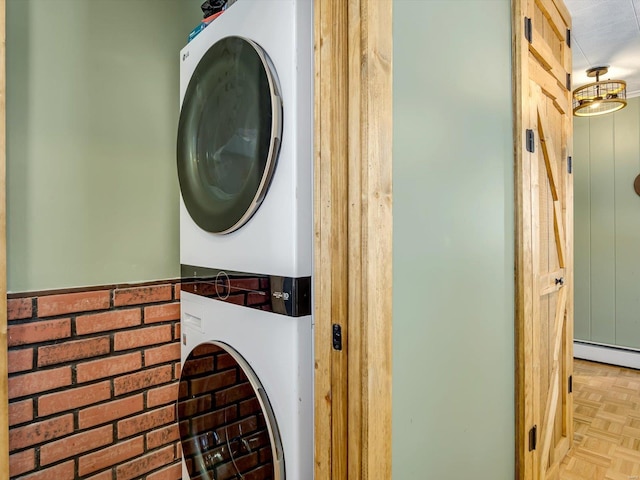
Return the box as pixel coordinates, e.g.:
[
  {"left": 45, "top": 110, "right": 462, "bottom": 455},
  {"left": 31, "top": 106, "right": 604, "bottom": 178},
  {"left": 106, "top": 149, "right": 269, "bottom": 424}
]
[
  {"left": 177, "top": 36, "right": 282, "bottom": 234},
  {"left": 178, "top": 342, "right": 284, "bottom": 480}
]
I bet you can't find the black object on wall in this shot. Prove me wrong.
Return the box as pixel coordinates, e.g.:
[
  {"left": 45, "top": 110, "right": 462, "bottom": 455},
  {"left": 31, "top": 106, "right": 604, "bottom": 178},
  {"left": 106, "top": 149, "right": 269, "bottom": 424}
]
[{"left": 201, "top": 0, "right": 227, "bottom": 18}]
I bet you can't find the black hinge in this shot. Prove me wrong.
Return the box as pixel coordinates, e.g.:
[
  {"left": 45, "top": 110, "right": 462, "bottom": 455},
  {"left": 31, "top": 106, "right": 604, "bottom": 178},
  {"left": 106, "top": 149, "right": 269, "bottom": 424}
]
[
  {"left": 568, "top": 375, "right": 573, "bottom": 393},
  {"left": 529, "top": 425, "right": 538, "bottom": 451},
  {"left": 566, "top": 28, "right": 571, "bottom": 48},
  {"left": 566, "top": 73, "right": 572, "bottom": 91},
  {"left": 526, "top": 129, "right": 535, "bottom": 153},
  {"left": 332, "top": 324, "right": 343, "bottom": 351},
  {"left": 568, "top": 156, "right": 573, "bottom": 174},
  {"left": 524, "top": 17, "right": 533, "bottom": 43}
]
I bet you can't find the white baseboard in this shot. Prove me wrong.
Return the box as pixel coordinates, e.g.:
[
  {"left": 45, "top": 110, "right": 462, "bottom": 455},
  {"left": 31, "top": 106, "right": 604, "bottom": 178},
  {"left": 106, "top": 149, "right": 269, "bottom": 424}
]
[{"left": 574, "top": 341, "right": 640, "bottom": 370}]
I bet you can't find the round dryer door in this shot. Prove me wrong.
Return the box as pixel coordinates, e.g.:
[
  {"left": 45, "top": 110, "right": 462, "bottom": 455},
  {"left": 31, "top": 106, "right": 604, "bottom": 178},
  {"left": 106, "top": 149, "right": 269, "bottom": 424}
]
[
  {"left": 178, "top": 342, "right": 285, "bottom": 480},
  {"left": 177, "top": 36, "right": 282, "bottom": 234}
]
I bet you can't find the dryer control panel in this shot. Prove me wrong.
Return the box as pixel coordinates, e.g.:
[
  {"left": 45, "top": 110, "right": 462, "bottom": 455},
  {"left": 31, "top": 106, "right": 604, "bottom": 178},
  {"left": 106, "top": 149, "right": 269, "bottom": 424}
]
[{"left": 181, "top": 264, "right": 311, "bottom": 317}]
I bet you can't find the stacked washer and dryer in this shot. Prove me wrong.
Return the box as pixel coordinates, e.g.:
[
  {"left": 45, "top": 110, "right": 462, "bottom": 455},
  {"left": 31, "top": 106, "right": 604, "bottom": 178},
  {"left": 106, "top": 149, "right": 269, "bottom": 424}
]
[{"left": 176, "top": 1, "right": 313, "bottom": 479}]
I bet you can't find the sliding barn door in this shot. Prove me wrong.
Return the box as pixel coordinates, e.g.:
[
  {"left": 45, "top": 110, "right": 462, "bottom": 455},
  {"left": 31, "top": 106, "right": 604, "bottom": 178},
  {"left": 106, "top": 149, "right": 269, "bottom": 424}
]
[{"left": 514, "top": 0, "right": 573, "bottom": 478}]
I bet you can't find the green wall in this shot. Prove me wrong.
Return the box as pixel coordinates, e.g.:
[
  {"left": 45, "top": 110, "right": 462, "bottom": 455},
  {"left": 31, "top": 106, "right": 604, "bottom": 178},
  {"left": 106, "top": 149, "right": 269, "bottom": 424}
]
[
  {"left": 574, "top": 96, "right": 640, "bottom": 349},
  {"left": 392, "top": 1, "right": 514, "bottom": 478},
  {"left": 6, "top": 0, "right": 203, "bottom": 292}
]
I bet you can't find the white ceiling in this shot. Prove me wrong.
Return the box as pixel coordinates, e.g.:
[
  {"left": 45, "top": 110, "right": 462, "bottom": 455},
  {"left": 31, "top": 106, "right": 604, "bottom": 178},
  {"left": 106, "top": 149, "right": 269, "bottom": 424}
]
[{"left": 564, "top": 0, "right": 640, "bottom": 98}]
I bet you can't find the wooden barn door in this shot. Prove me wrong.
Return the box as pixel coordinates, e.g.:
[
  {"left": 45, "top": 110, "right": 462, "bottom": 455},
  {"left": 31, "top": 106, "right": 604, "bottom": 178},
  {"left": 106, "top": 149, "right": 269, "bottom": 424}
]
[{"left": 513, "top": 0, "right": 573, "bottom": 479}]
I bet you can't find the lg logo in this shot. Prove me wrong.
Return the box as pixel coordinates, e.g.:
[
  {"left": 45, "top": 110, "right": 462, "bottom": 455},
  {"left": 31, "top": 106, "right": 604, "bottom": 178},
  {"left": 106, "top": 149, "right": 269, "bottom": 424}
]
[{"left": 182, "top": 51, "right": 189, "bottom": 61}]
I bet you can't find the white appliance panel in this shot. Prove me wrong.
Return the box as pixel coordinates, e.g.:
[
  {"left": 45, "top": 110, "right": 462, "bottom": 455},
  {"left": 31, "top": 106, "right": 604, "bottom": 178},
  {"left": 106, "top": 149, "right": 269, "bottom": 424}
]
[
  {"left": 179, "top": 0, "right": 312, "bottom": 278},
  {"left": 180, "top": 292, "right": 313, "bottom": 479}
]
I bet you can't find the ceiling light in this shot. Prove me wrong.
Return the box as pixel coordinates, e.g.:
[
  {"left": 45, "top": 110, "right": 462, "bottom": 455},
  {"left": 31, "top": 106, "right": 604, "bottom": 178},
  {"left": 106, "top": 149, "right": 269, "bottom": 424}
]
[{"left": 572, "top": 66, "right": 627, "bottom": 117}]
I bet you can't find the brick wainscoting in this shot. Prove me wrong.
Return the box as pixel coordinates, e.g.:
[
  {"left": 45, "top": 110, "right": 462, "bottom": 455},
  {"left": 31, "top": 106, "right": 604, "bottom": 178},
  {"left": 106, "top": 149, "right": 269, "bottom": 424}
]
[{"left": 7, "top": 281, "right": 183, "bottom": 480}]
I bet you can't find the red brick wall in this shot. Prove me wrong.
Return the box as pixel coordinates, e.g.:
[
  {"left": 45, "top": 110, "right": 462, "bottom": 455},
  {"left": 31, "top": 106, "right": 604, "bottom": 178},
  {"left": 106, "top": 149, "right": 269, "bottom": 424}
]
[{"left": 7, "top": 282, "right": 183, "bottom": 480}]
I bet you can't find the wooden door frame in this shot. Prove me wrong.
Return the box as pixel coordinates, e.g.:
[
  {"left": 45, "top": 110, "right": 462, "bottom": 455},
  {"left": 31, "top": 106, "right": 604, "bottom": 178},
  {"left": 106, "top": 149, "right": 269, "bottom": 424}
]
[
  {"left": 513, "top": 1, "right": 533, "bottom": 475},
  {"left": 313, "top": 0, "right": 393, "bottom": 478},
  {"left": 1, "top": 0, "right": 8, "bottom": 478}
]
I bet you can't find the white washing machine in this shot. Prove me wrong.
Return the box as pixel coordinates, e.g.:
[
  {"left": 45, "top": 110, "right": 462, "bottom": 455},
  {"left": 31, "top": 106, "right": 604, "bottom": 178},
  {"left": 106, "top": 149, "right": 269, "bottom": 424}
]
[
  {"left": 179, "top": 292, "right": 312, "bottom": 480},
  {"left": 176, "top": 1, "right": 313, "bottom": 479}
]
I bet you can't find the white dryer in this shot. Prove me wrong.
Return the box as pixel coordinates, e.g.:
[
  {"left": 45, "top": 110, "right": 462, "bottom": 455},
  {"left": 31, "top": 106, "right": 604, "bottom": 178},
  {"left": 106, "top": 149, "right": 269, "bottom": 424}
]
[
  {"left": 177, "top": 0, "right": 312, "bottom": 279},
  {"left": 176, "top": 1, "right": 314, "bottom": 479}
]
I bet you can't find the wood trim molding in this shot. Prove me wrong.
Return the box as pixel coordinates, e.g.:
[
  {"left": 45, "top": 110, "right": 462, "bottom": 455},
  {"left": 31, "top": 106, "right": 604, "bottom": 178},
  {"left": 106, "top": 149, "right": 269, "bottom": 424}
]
[
  {"left": 314, "top": 0, "right": 349, "bottom": 477},
  {"left": 347, "top": 0, "right": 393, "bottom": 477},
  {"left": 512, "top": 0, "right": 532, "bottom": 477},
  {"left": 314, "top": 0, "right": 392, "bottom": 478},
  {"left": 0, "top": 0, "right": 8, "bottom": 478}
]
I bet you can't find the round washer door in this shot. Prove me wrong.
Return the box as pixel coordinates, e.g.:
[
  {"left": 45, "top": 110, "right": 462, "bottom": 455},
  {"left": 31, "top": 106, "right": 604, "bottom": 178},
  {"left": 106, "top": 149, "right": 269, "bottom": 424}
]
[
  {"left": 178, "top": 342, "right": 285, "bottom": 480},
  {"left": 177, "top": 36, "right": 282, "bottom": 234}
]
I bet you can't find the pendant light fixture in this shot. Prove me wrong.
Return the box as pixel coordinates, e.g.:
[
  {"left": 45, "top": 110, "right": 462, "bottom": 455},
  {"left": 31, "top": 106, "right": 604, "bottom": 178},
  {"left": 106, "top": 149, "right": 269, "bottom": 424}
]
[{"left": 572, "top": 66, "right": 627, "bottom": 117}]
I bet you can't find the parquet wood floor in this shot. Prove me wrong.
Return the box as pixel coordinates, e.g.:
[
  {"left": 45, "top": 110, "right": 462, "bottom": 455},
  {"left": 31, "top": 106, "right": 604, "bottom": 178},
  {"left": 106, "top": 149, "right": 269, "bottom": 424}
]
[{"left": 559, "top": 359, "right": 640, "bottom": 480}]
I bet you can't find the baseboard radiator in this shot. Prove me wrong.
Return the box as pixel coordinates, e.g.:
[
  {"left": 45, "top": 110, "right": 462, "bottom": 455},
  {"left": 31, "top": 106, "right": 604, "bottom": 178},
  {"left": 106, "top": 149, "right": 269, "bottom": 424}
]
[{"left": 574, "top": 341, "right": 640, "bottom": 370}]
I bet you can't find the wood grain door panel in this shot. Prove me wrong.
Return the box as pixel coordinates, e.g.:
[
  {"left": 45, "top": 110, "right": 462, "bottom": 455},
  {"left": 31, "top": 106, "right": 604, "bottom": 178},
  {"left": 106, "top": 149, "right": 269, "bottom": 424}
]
[{"left": 514, "top": 0, "right": 573, "bottom": 478}]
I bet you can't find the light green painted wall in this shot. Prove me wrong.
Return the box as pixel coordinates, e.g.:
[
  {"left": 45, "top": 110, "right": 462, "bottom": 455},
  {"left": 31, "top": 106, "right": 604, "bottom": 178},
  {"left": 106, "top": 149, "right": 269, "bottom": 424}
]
[
  {"left": 574, "top": 96, "right": 640, "bottom": 349},
  {"left": 392, "top": 1, "right": 514, "bottom": 478},
  {"left": 6, "top": 0, "right": 203, "bottom": 292}
]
